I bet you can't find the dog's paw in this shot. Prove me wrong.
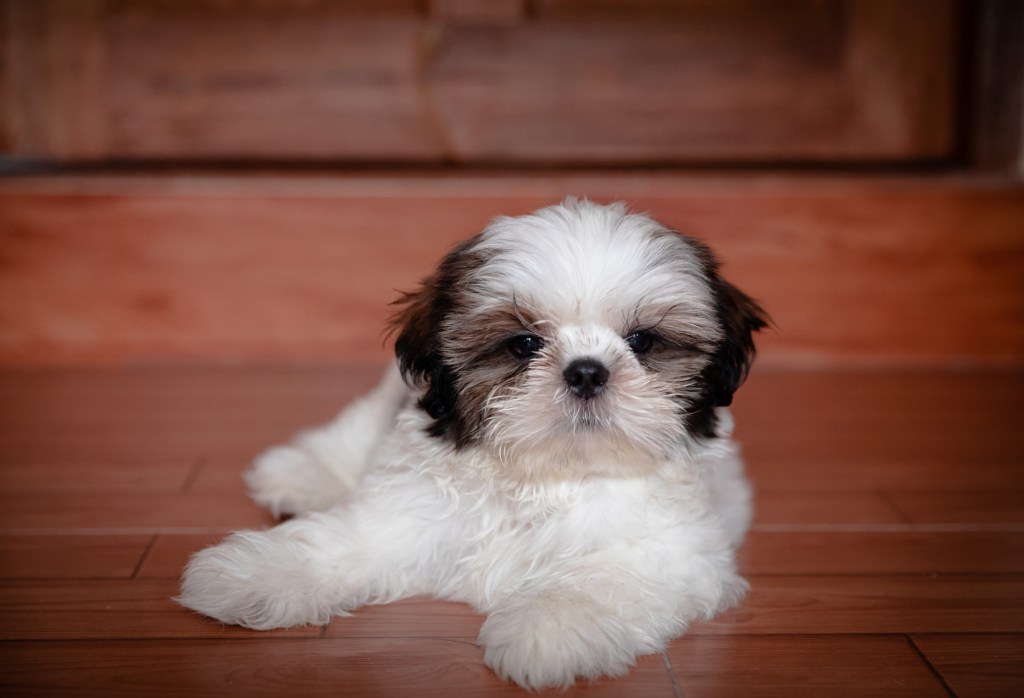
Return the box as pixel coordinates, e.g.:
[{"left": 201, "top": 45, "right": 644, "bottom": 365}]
[
  {"left": 177, "top": 531, "right": 334, "bottom": 630},
  {"left": 479, "top": 595, "right": 642, "bottom": 689},
  {"left": 245, "top": 444, "right": 351, "bottom": 517}
]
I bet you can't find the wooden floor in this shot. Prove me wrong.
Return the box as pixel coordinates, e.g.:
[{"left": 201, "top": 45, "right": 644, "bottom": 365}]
[{"left": 0, "top": 364, "right": 1021, "bottom": 697}]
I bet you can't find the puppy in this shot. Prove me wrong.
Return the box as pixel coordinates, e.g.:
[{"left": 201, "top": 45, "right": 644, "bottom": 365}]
[{"left": 179, "top": 199, "right": 767, "bottom": 689}]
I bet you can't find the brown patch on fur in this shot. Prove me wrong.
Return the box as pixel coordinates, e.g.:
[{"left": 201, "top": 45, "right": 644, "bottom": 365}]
[
  {"left": 443, "top": 305, "right": 540, "bottom": 363},
  {"left": 390, "top": 235, "right": 489, "bottom": 445},
  {"left": 442, "top": 305, "right": 545, "bottom": 442},
  {"left": 686, "top": 238, "right": 770, "bottom": 438}
]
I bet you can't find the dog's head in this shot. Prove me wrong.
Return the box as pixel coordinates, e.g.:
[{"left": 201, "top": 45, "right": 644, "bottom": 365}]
[{"left": 392, "top": 199, "right": 767, "bottom": 475}]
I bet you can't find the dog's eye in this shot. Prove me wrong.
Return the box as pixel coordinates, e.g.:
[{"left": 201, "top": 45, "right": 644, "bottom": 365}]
[
  {"left": 626, "top": 330, "right": 657, "bottom": 354},
  {"left": 507, "top": 335, "right": 544, "bottom": 359}
]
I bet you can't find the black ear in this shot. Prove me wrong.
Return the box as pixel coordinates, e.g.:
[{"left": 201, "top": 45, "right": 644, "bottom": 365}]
[
  {"left": 390, "top": 237, "right": 479, "bottom": 440},
  {"left": 704, "top": 276, "right": 769, "bottom": 409},
  {"left": 391, "top": 282, "right": 458, "bottom": 431},
  {"left": 688, "top": 246, "right": 769, "bottom": 438}
]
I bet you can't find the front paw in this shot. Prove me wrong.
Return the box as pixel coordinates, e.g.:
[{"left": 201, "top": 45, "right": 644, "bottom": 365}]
[
  {"left": 479, "top": 596, "right": 648, "bottom": 690},
  {"left": 177, "top": 531, "right": 332, "bottom": 630},
  {"left": 245, "top": 444, "right": 349, "bottom": 517}
]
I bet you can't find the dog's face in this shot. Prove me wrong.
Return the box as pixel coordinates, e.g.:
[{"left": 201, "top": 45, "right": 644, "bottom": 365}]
[{"left": 393, "top": 200, "right": 766, "bottom": 476}]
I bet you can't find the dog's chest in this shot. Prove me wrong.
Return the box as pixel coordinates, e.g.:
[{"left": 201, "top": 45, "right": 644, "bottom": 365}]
[{"left": 467, "top": 477, "right": 678, "bottom": 558}]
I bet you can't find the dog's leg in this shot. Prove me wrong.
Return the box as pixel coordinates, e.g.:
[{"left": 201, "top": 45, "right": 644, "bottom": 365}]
[
  {"left": 245, "top": 364, "right": 409, "bottom": 516},
  {"left": 178, "top": 499, "right": 445, "bottom": 629},
  {"left": 178, "top": 516, "right": 347, "bottom": 629},
  {"left": 477, "top": 553, "right": 746, "bottom": 689}
]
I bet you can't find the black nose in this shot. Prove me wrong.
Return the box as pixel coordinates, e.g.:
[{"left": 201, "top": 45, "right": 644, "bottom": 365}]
[{"left": 563, "top": 358, "right": 610, "bottom": 399}]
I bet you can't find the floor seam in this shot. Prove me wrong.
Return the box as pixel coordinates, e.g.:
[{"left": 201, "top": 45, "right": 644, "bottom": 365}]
[
  {"left": 130, "top": 535, "right": 160, "bottom": 580},
  {"left": 661, "top": 651, "right": 684, "bottom": 698},
  {"left": 877, "top": 489, "right": 916, "bottom": 525},
  {"left": 181, "top": 457, "right": 205, "bottom": 494},
  {"left": 905, "top": 634, "right": 958, "bottom": 698}
]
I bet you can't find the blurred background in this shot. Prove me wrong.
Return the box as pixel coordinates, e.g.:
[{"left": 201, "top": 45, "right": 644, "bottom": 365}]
[{"left": 0, "top": 0, "right": 1021, "bottom": 368}]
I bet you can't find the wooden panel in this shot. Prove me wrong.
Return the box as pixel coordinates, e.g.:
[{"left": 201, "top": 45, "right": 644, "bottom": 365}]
[
  {"left": 666, "top": 635, "right": 948, "bottom": 698},
  {"left": 2, "top": 0, "right": 958, "bottom": 164},
  {"left": 0, "top": 535, "right": 152, "bottom": 579},
  {"left": 0, "top": 639, "right": 677, "bottom": 697},
  {"left": 103, "top": 15, "right": 442, "bottom": 160},
  {"left": 0, "top": 1, "right": 11, "bottom": 153},
  {"left": 733, "top": 370, "right": 1024, "bottom": 465},
  {"left": 886, "top": 489, "right": 1024, "bottom": 524},
  {"left": 0, "top": 430, "right": 264, "bottom": 467},
  {"left": 741, "top": 531, "right": 1024, "bottom": 575},
  {"left": 752, "top": 491, "right": 904, "bottom": 525},
  {"left": 0, "top": 462, "right": 193, "bottom": 494},
  {"left": 0, "top": 579, "right": 322, "bottom": 640},
  {"left": 1, "top": 174, "right": 1022, "bottom": 365},
  {"left": 4, "top": 0, "right": 106, "bottom": 159},
  {"left": 135, "top": 533, "right": 224, "bottom": 579},
  {"left": 748, "top": 459, "right": 1024, "bottom": 491},
  {"left": 913, "top": 634, "right": 1024, "bottom": 698},
  {"left": 0, "top": 491, "right": 275, "bottom": 532},
  {"left": 0, "top": 364, "right": 379, "bottom": 439},
  {"left": 431, "top": 0, "right": 956, "bottom": 163},
  {"left": 701, "top": 575, "right": 1024, "bottom": 635},
  {"left": 429, "top": 0, "right": 526, "bottom": 24},
  {"left": 0, "top": 365, "right": 385, "bottom": 465},
  {"left": 971, "top": 0, "right": 1024, "bottom": 173}
]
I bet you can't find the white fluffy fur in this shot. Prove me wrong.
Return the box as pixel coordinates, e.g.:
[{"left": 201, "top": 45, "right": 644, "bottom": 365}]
[{"left": 179, "top": 200, "right": 754, "bottom": 690}]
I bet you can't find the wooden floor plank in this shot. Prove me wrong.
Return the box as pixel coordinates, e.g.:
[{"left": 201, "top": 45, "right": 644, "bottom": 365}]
[
  {"left": 0, "top": 637, "right": 675, "bottom": 698},
  {"left": 0, "top": 492, "right": 275, "bottom": 533},
  {"left": 0, "top": 365, "right": 382, "bottom": 466},
  {"left": 699, "top": 575, "right": 1024, "bottom": 635},
  {"left": 0, "top": 579, "right": 321, "bottom": 641},
  {"left": 886, "top": 489, "right": 1024, "bottom": 524},
  {"left": 0, "top": 462, "right": 194, "bottom": 494},
  {"left": 0, "top": 431, "right": 271, "bottom": 468},
  {"left": 0, "top": 364, "right": 377, "bottom": 432},
  {"left": 136, "top": 534, "right": 228, "bottom": 579},
  {"left": 740, "top": 530, "right": 1024, "bottom": 575},
  {"left": 732, "top": 370, "right": 1024, "bottom": 468},
  {"left": 0, "top": 535, "right": 152, "bottom": 579},
  {"left": 667, "top": 635, "right": 949, "bottom": 698},
  {"left": 912, "top": 634, "right": 1024, "bottom": 698},
  {"left": 0, "top": 578, "right": 501, "bottom": 643},
  {"left": 745, "top": 458, "right": 1024, "bottom": 492},
  {"left": 188, "top": 460, "right": 252, "bottom": 493},
  {"left": 752, "top": 491, "right": 905, "bottom": 525}
]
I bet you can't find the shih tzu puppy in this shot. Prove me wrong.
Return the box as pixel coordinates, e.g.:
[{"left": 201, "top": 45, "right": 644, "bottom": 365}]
[{"left": 179, "top": 199, "right": 767, "bottom": 689}]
